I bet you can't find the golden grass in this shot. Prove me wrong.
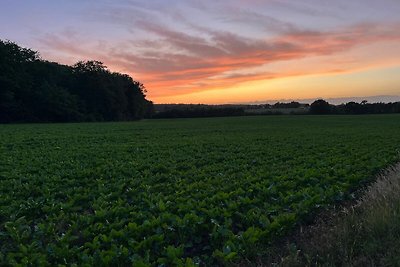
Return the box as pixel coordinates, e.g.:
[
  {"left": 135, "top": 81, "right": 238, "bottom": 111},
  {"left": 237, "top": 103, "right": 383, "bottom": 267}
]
[{"left": 246, "top": 163, "right": 400, "bottom": 266}]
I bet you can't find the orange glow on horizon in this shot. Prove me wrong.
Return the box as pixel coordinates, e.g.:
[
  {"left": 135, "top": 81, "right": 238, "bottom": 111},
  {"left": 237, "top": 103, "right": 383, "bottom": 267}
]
[
  {"left": 125, "top": 30, "right": 400, "bottom": 104},
  {"left": 148, "top": 64, "right": 400, "bottom": 104},
  {"left": 18, "top": 6, "right": 400, "bottom": 105}
]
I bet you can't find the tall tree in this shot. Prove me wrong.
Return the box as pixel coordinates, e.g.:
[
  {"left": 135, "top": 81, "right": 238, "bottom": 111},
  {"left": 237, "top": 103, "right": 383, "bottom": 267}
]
[{"left": 0, "top": 40, "right": 153, "bottom": 123}]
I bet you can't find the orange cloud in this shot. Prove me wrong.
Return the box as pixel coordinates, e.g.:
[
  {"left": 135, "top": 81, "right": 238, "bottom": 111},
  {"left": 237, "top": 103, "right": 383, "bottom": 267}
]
[{"left": 37, "top": 21, "right": 400, "bottom": 102}]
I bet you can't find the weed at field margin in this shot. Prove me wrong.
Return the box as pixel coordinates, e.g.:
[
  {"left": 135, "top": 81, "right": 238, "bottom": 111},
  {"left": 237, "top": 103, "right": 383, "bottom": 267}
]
[{"left": 240, "top": 163, "right": 400, "bottom": 267}]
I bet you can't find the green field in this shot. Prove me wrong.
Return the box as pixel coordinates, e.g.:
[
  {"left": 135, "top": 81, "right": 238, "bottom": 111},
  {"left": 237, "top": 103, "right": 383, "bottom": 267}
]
[{"left": 1, "top": 115, "right": 400, "bottom": 266}]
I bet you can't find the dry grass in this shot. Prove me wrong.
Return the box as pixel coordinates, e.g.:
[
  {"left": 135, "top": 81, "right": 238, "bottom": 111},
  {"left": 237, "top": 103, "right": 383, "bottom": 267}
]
[
  {"left": 286, "top": 163, "right": 400, "bottom": 266},
  {"left": 240, "top": 163, "right": 400, "bottom": 266}
]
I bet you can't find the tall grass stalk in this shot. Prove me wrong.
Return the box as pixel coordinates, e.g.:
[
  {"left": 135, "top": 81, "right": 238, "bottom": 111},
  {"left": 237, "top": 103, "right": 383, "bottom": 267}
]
[{"left": 262, "top": 163, "right": 400, "bottom": 266}]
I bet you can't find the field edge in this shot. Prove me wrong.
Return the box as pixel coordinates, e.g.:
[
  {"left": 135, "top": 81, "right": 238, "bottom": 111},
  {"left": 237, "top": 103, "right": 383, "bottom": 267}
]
[{"left": 241, "top": 161, "right": 400, "bottom": 266}]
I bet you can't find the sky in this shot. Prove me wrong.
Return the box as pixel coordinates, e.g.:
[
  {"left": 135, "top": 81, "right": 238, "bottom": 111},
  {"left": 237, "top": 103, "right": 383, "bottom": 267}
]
[{"left": 1, "top": 0, "right": 400, "bottom": 104}]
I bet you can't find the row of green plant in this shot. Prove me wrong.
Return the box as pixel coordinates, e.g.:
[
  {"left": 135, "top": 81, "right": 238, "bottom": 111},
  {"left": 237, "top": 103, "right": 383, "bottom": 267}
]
[{"left": 1, "top": 115, "right": 399, "bottom": 265}]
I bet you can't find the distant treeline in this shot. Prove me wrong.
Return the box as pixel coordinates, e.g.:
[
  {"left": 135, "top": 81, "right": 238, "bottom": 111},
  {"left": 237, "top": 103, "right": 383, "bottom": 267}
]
[
  {"left": 0, "top": 40, "right": 153, "bottom": 123},
  {"left": 154, "top": 100, "right": 400, "bottom": 118},
  {"left": 310, "top": 99, "right": 400, "bottom": 115}
]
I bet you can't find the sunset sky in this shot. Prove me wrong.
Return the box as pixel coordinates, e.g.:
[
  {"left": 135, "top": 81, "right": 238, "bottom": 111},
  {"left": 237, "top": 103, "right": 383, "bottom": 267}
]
[{"left": 1, "top": 0, "right": 400, "bottom": 104}]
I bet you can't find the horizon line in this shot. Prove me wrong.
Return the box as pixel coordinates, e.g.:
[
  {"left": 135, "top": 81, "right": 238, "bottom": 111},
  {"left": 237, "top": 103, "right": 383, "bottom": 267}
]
[{"left": 153, "top": 94, "right": 400, "bottom": 106}]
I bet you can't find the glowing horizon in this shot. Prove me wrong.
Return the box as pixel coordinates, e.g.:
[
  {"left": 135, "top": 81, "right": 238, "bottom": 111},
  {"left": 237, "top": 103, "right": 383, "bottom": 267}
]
[{"left": 1, "top": 0, "right": 400, "bottom": 104}]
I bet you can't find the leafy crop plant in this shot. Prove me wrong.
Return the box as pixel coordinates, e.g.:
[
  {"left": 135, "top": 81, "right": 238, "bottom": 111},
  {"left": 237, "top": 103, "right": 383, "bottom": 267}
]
[{"left": 1, "top": 115, "right": 399, "bottom": 265}]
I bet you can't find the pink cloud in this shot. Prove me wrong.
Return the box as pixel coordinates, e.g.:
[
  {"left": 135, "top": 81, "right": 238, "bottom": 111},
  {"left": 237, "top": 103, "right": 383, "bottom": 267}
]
[{"left": 37, "top": 21, "right": 400, "bottom": 99}]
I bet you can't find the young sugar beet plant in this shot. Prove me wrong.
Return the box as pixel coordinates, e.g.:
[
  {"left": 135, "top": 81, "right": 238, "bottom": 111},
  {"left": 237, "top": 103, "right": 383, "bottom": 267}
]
[{"left": 0, "top": 115, "right": 400, "bottom": 265}]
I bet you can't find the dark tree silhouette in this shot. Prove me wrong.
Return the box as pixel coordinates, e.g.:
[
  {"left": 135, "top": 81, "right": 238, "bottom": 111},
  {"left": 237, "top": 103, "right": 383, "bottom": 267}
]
[
  {"left": 344, "top": 102, "right": 363, "bottom": 114},
  {"left": 310, "top": 99, "right": 332, "bottom": 114},
  {"left": 0, "top": 40, "right": 153, "bottom": 123},
  {"left": 273, "top": 101, "right": 302, "bottom": 109}
]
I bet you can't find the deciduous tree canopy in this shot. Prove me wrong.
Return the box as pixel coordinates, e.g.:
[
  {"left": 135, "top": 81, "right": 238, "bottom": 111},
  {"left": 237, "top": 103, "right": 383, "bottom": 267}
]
[{"left": 0, "top": 40, "right": 153, "bottom": 123}]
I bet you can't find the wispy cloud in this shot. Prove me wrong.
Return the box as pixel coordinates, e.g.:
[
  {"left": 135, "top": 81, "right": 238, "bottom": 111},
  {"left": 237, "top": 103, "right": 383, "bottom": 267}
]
[
  {"left": 32, "top": 0, "right": 400, "bottom": 101},
  {"left": 38, "top": 20, "right": 400, "bottom": 97}
]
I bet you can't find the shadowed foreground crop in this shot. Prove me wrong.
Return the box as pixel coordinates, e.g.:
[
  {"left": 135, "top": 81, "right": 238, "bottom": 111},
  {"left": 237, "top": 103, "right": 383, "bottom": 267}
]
[
  {"left": 0, "top": 115, "right": 399, "bottom": 265},
  {"left": 270, "top": 163, "right": 400, "bottom": 266}
]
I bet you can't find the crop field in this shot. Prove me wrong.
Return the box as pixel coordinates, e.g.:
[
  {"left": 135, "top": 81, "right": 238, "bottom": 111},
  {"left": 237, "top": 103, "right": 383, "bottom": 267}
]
[{"left": 1, "top": 115, "right": 400, "bottom": 266}]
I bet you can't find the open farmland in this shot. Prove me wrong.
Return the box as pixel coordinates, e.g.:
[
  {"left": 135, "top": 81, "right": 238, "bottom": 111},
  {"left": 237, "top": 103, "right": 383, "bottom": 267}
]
[{"left": 1, "top": 115, "right": 400, "bottom": 266}]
